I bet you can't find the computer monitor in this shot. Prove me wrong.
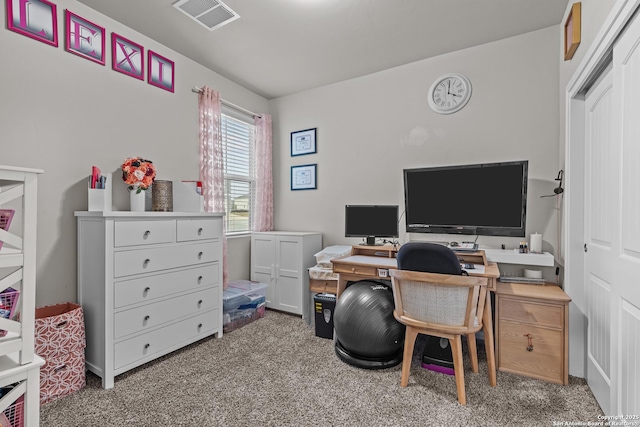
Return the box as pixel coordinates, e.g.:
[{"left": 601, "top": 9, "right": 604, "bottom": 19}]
[{"left": 345, "top": 205, "right": 399, "bottom": 245}]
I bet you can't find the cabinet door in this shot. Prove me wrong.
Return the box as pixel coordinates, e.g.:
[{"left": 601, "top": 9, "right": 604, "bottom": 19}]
[
  {"left": 275, "top": 236, "right": 302, "bottom": 314},
  {"left": 251, "top": 234, "right": 276, "bottom": 306}
]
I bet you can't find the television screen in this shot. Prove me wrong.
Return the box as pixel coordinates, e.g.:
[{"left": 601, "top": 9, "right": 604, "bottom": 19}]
[
  {"left": 403, "top": 161, "right": 528, "bottom": 237},
  {"left": 345, "top": 205, "right": 399, "bottom": 244}
]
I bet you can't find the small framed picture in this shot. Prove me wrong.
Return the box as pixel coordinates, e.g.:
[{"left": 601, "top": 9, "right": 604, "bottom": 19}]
[
  {"left": 6, "top": 0, "right": 58, "bottom": 47},
  {"left": 290, "top": 128, "right": 317, "bottom": 157},
  {"left": 148, "top": 50, "right": 175, "bottom": 92},
  {"left": 65, "top": 10, "right": 105, "bottom": 65},
  {"left": 291, "top": 164, "right": 317, "bottom": 191},
  {"left": 112, "top": 33, "right": 144, "bottom": 80}
]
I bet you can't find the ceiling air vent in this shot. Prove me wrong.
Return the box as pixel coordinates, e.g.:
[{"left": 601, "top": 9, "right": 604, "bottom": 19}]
[{"left": 173, "top": 0, "right": 240, "bottom": 31}]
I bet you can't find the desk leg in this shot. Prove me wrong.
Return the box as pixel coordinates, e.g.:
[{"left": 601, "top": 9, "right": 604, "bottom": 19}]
[
  {"left": 336, "top": 276, "right": 347, "bottom": 299},
  {"left": 483, "top": 295, "right": 497, "bottom": 387}
]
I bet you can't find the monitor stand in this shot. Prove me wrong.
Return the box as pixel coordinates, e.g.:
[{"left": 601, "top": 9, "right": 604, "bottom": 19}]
[{"left": 364, "top": 236, "right": 383, "bottom": 246}]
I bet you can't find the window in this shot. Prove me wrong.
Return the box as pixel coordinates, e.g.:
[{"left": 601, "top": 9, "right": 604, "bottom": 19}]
[{"left": 221, "top": 112, "right": 255, "bottom": 233}]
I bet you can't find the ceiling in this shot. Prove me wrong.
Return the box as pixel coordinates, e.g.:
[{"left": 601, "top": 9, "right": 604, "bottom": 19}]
[{"left": 76, "top": 0, "right": 569, "bottom": 99}]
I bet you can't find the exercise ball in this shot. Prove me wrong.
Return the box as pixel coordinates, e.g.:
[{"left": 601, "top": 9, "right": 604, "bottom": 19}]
[{"left": 334, "top": 280, "right": 405, "bottom": 369}]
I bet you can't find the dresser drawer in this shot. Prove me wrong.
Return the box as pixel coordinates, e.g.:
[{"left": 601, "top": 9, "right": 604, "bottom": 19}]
[
  {"left": 177, "top": 218, "right": 221, "bottom": 242},
  {"left": 114, "top": 288, "right": 218, "bottom": 339},
  {"left": 114, "top": 220, "right": 174, "bottom": 247},
  {"left": 114, "top": 264, "right": 219, "bottom": 309},
  {"left": 498, "top": 320, "right": 564, "bottom": 383},
  {"left": 499, "top": 297, "right": 564, "bottom": 329},
  {"left": 114, "top": 309, "right": 219, "bottom": 370},
  {"left": 114, "top": 242, "right": 220, "bottom": 277}
]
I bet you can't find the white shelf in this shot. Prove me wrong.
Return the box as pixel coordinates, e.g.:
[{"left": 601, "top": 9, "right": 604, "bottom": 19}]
[{"left": 484, "top": 248, "right": 554, "bottom": 267}]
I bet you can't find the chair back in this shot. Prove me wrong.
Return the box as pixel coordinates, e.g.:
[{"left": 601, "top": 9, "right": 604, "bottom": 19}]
[
  {"left": 390, "top": 270, "right": 488, "bottom": 334},
  {"left": 396, "top": 242, "right": 462, "bottom": 275}
]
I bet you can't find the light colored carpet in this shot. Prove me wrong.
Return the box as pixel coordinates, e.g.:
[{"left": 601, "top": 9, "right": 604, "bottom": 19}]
[{"left": 40, "top": 310, "right": 603, "bottom": 426}]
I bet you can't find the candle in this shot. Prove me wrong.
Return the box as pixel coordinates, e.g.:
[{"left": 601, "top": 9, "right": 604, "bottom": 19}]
[{"left": 530, "top": 233, "right": 542, "bottom": 253}]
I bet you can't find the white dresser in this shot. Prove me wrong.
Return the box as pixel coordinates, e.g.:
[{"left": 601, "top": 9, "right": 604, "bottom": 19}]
[
  {"left": 251, "top": 231, "right": 321, "bottom": 323},
  {"left": 75, "top": 211, "right": 224, "bottom": 389}
]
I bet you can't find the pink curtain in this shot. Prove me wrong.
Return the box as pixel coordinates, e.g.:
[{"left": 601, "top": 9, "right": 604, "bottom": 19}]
[
  {"left": 253, "top": 114, "right": 273, "bottom": 232},
  {"left": 198, "top": 87, "right": 228, "bottom": 289}
]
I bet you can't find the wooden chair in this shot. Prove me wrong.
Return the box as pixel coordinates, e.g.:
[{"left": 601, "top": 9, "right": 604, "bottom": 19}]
[{"left": 389, "top": 269, "right": 494, "bottom": 406}]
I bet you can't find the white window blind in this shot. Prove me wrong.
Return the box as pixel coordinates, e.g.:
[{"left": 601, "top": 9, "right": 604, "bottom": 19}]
[{"left": 221, "top": 113, "right": 255, "bottom": 233}]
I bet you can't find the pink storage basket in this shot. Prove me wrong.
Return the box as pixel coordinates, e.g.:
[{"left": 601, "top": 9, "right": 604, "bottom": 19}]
[
  {"left": 0, "top": 395, "right": 24, "bottom": 427},
  {"left": 0, "top": 287, "right": 20, "bottom": 337}
]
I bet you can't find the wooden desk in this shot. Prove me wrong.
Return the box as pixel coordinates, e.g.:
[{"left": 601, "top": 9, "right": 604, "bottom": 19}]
[{"left": 331, "top": 248, "right": 499, "bottom": 387}]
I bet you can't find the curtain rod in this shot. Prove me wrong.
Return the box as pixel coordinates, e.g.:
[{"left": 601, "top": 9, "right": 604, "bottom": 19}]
[{"left": 192, "top": 86, "right": 261, "bottom": 118}]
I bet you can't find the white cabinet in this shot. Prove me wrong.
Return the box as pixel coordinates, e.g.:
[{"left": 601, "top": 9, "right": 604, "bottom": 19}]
[
  {"left": 0, "top": 165, "right": 45, "bottom": 427},
  {"left": 251, "top": 232, "right": 321, "bottom": 322},
  {"left": 75, "top": 211, "right": 224, "bottom": 389}
]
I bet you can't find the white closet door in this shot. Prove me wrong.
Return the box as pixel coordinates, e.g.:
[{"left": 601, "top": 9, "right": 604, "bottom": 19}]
[
  {"left": 611, "top": 11, "right": 640, "bottom": 415},
  {"left": 584, "top": 67, "right": 614, "bottom": 415}
]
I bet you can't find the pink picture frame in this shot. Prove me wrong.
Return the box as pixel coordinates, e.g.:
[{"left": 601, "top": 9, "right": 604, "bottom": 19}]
[
  {"left": 65, "top": 10, "right": 105, "bottom": 65},
  {"left": 111, "top": 33, "right": 144, "bottom": 80},
  {"left": 6, "top": 0, "right": 58, "bottom": 47},
  {"left": 148, "top": 50, "right": 175, "bottom": 93}
]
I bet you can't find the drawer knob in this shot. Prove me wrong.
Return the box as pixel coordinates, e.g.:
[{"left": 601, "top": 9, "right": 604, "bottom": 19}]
[
  {"left": 143, "top": 287, "right": 151, "bottom": 296},
  {"left": 198, "top": 251, "right": 204, "bottom": 260},
  {"left": 524, "top": 333, "right": 534, "bottom": 352},
  {"left": 143, "top": 230, "right": 151, "bottom": 239},
  {"left": 144, "top": 315, "right": 150, "bottom": 322},
  {"left": 351, "top": 268, "right": 356, "bottom": 273},
  {"left": 144, "top": 343, "right": 150, "bottom": 350},
  {"left": 197, "top": 275, "right": 203, "bottom": 284},
  {"left": 54, "top": 364, "right": 67, "bottom": 372},
  {"left": 197, "top": 227, "right": 203, "bottom": 236},
  {"left": 198, "top": 299, "right": 203, "bottom": 307},
  {"left": 198, "top": 323, "right": 203, "bottom": 330},
  {"left": 143, "top": 259, "right": 151, "bottom": 268}
]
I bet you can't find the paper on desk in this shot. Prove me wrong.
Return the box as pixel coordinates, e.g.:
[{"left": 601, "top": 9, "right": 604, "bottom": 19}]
[{"left": 462, "top": 264, "right": 485, "bottom": 274}]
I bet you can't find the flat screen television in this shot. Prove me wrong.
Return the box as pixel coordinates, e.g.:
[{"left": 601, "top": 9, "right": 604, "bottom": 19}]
[
  {"left": 345, "top": 205, "right": 399, "bottom": 245},
  {"left": 403, "top": 160, "right": 528, "bottom": 237}
]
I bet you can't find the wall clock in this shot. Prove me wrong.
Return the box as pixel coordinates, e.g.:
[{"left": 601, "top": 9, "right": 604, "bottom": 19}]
[{"left": 428, "top": 73, "right": 472, "bottom": 114}]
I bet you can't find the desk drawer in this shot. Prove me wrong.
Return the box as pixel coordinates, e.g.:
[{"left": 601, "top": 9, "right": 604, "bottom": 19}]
[
  {"left": 114, "top": 310, "right": 218, "bottom": 370},
  {"left": 114, "top": 242, "right": 219, "bottom": 277},
  {"left": 177, "top": 218, "right": 221, "bottom": 242},
  {"left": 499, "top": 297, "right": 563, "bottom": 329},
  {"left": 114, "top": 220, "right": 174, "bottom": 247},
  {"left": 499, "top": 321, "right": 564, "bottom": 383},
  {"left": 309, "top": 279, "right": 338, "bottom": 294},
  {"left": 114, "top": 264, "right": 219, "bottom": 308},
  {"left": 114, "top": 288, "right": 217, "bottom": 339},
  {"left": 333, "top": 263, "right": 378, "bottom": 277}
]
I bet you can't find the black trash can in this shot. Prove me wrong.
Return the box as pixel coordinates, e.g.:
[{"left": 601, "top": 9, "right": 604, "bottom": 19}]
[{"left": 314, "top": 293, "right": 336, "bottom": 339}]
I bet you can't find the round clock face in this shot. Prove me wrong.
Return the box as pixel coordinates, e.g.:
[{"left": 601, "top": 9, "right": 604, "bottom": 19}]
[{"left": 428, "top": 73, "right": 472, "bottom": 114}]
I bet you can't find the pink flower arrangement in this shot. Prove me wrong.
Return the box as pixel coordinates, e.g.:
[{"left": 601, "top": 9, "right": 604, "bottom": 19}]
[{"left": 121, "top": 157, "right": 156, "bottom": 192}]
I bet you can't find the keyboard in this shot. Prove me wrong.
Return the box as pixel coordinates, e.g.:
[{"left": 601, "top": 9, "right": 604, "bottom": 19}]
[
  {"left": 499, "top": 276, "right": 546, "bottom": 285},
  {"left": 450, "top": 242, "right": 478, "bottom": 252}
]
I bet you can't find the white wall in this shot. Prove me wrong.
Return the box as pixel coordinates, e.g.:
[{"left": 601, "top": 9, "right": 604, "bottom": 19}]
[
  {"left": 0, "top": 0, "right": 268, "bottom": 305},
  {"left": 270, "top": 27, "right": 561, "bottom": 261}
]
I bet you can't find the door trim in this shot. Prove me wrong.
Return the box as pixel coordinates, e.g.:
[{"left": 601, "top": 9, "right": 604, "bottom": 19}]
[{"left": 565, "top": 0, "right": 640, "bottom": 379}]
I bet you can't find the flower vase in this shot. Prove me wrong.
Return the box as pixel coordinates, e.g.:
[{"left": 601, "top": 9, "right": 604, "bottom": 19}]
[{"left": 129, "top": 185, "right": 145, "bottom": 212}]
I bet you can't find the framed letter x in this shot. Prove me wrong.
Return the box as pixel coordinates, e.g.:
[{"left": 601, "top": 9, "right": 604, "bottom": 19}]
[{"left": 111, "top": 33, "right": 144, "bottom": 80}]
